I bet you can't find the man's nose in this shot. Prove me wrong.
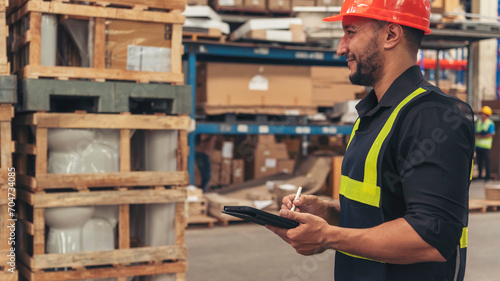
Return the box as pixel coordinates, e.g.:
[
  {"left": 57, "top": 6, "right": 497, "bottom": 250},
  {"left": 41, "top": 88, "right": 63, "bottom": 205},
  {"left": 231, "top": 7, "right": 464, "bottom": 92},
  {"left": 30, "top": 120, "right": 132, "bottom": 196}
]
[{"left": 337, "top": 36, "right": 348, "bottom": 57}]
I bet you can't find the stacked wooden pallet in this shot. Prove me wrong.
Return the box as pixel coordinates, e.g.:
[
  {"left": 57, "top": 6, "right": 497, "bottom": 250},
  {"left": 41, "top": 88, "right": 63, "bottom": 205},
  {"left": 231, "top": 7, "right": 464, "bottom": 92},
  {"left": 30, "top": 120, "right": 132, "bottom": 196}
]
[
  {"left": 14, "top": 112, "right": 190, "bottom": 281},
  {"left": 1, "top": 0, "right": 8, "bottom": 75},
  {"left": 8, "top": 0, "right": 184, "bottom": 83},
  {"left": 0, "top": 105, "right": 16, "bottom": 281},
  {"left": 7, "top": 1, "right": 192, "bottom": 280},
  {"left": 1, "top": 1, "right": 17, "bottom": 279}
]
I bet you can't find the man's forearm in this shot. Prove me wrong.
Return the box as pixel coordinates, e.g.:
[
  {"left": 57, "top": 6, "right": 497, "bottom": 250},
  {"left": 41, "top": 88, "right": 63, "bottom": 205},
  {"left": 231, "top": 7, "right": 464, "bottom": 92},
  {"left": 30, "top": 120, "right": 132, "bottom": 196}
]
[
  {"left": 321, "top": 218, "right": 445, "bottom": 264},
  {"left": 324, "top": 200, "right": 340, "bottom": 225}
]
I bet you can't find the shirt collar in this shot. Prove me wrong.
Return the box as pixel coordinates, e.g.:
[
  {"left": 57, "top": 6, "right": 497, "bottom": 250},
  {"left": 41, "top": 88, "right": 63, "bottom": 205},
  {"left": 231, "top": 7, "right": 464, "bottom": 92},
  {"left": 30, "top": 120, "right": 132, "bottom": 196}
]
[{"left": 356, "top": 65, "right": 425, "bottom": 118}]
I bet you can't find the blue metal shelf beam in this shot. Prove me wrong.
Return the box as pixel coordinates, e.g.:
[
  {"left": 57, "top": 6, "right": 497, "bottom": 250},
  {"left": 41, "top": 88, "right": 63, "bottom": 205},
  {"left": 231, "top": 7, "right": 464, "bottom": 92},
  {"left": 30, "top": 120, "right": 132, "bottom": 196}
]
[
  {"left": 196, "top": 123, "right": 354, "bottom": 135},
  {"left": 185, "top": 42, "right": 347, "bottom": 66}
]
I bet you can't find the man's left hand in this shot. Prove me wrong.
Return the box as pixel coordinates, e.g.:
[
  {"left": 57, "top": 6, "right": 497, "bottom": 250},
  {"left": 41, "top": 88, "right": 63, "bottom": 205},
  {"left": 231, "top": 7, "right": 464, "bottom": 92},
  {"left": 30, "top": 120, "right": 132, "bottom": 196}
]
[{"left": 266, "top": 209, "right": 330, "bottom": 256}]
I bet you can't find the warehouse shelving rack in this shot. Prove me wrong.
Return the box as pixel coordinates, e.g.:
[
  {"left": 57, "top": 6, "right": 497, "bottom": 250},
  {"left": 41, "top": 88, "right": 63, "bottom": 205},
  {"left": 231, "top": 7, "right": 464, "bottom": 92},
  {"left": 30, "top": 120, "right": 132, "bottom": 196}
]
[
  {"left": 184, "top": 25, "right": 500, "bottom": 184},
  {"left": 183, "top": 41, "right": 351, "bottom": 184}
]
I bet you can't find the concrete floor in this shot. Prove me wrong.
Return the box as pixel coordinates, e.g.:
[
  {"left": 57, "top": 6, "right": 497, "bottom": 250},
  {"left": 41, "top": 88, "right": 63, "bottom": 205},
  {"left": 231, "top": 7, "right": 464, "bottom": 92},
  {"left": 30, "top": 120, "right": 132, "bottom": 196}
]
[{"left": 186, "top": 182, "right": 500, "bottom": 281}]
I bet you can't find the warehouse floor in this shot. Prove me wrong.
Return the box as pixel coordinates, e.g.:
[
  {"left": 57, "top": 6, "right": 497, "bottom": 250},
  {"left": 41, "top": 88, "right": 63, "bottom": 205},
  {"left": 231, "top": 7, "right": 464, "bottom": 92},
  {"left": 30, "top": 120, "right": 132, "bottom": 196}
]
[{"left": 186, "top": 181, "right": 500, "bottom": 281}]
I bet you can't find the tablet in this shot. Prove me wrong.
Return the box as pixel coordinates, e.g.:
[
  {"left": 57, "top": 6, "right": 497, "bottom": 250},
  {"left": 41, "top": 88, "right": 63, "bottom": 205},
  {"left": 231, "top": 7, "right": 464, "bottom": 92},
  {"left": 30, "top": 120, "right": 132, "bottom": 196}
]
[{"left": 222, "top": 206, "right": 299, "bottom": 229}]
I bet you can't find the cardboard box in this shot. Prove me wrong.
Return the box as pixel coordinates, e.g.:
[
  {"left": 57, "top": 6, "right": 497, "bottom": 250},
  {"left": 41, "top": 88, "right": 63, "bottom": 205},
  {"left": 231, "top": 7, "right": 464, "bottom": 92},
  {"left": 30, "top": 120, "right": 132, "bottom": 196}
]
[
  {"left": 316, "top": 0, "right": 343, "bottom": 5},
  {"left": 283, "top": 138, "right": 301, "bottom": 154},
  {"left": 210, "top": 150, "right": 222, "bottom": 163},
  {"left": 312, "top": 83, "right": 363, "bottom": 107},
  {"left": 187, "top": 0, "right": 209, "bottom": 5},
  {"left": 311, "top": 66, "right": 352, "bottom": 83},
  {"left": 327, "top": 156, "right": 343, "bottom": 199},
  {"left": 194, "top": 160, "right": 202, "bottom": 187},
  {"left": 256, "top": 159, "right": 278, "bottom": 178},
  {"left": 277, "top": 159, "right": 296, "bottom": 174},
  {"left": 189, "top": 198, "right": 208, "bottom": 217},
  {"left": 213, "top": 0, "right": 244, "bottom": 8},
  {"left": 209, "top": 162, "right": 220, "bottom": 186},
  {"left": 220, "top": 159, "right": 232, "bottom": 185},
  {"left": 241, "top": 25, "right": 305, "bottom": 43},
  {"left": 221, "top": 141, "right": 234, "bottom": 159},
  {"left": 268, "top": 0, "right": 292, "bottom": 12},
  {"left": 310, "top": 66, "right": 365, "bottom": 107},
  {"left": 431, "top": 0, "right": 460, "bottom": 14},
  {"left": 275, "top": 143, "right": 290, "bottom": 159},
  {"left": 292, "top": 0, "right": 315, "bottom": 6},
  {"left": 231, "top": 159, "right": 245, "bottom": 184},
  {"left": 106, "top": 20, "right": 173, "bottom": 72},
  {"left": 244, "top": 0, "right": 267, "bottom": 10},
  {"left": 245, "top": 146, "right": 277, "bottom": 180},
  {"left": 197, "top": 62, "right": 312, "bottom": 108},
  {"left": 257, "top": 135, "right": 277, "bottom": 146}
]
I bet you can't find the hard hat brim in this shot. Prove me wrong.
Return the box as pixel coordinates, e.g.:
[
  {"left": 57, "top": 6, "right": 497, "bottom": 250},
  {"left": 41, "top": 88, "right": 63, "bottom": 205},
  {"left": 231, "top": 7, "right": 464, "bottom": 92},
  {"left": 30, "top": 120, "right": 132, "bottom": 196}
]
[{"left": 323, "top": 14, "right": 432, "bottom": 35}]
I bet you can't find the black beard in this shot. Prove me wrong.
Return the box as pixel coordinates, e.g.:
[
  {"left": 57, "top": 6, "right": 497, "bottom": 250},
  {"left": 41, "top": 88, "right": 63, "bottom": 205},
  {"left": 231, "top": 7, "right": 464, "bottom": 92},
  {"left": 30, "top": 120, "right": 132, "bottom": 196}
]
[{"left": 348, "top": 42, "right": 384, "bottom": 87}]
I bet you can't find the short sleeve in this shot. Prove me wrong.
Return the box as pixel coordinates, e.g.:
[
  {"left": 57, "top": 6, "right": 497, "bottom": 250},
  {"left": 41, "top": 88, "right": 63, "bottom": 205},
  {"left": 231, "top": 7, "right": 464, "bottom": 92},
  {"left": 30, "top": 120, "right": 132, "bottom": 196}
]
[{"left": 488, "top": 122, "right": 495, "bottom": 134}]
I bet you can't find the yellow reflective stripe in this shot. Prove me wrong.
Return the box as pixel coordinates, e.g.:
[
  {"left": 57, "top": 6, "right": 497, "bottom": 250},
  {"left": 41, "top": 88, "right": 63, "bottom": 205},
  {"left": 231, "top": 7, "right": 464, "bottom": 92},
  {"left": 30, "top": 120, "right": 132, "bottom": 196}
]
[
  {"left": 460, "top": 227, "right": 468, "bottom": 248},
  {"left": 346, "top": 118, "right": 361, "bottom": 150},
  {"left": 470, "top": 160, "right": 474, "bottom": 181},
  {"left": 364, "top": 87, "right": 427, "bottom": 187},
  {"left": 339, "top": 175, "right": 380, "bottom": 207},
  {"left": 338, "top": 251, "right": 385, "bottom": 263}
]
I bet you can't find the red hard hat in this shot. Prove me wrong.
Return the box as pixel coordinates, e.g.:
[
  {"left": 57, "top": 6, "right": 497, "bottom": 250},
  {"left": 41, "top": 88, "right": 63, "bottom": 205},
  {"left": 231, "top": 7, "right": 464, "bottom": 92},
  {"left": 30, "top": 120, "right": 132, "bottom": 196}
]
[{"left": 323, "top": 0, "right": 432, "bottom": 34}]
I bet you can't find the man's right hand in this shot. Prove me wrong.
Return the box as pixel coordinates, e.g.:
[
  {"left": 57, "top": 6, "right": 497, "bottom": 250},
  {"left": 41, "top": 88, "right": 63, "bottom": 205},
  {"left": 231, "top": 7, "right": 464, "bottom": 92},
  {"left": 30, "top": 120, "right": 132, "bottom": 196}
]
[
  {"left": 281, "top": 194, "right": 340, "bottom": 225},
  {"left": 281, "top": 194, "right": 327, "bottom": 219}
]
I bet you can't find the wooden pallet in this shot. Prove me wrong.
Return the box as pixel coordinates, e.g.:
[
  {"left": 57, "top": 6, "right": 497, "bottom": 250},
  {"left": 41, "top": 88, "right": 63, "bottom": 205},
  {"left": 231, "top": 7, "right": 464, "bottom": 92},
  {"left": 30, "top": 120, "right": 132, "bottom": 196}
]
[
  {"left": 9, "top": 0, "right": 186, "bottom": 13},
  {"left": 1, "top": 189, "right": 18, "bottom": 280},
  {"left": 187, "top": 215, "right": 217, "bottom": 228},
  {"left": 211, "top": 4, "right": 267, "bottom": 14},
  {"left": 183, "top": 31, "right": 227, "bottom": 43},
  {"left": 17, "top": 187, "right": 188, "bottom": 281},
  {"left": 188, "top": 198, "right": 208, "bottom": 217},
  {"left": 18, "top": 78, "right": 192, "bottom": 114},
  {"left": 199, "top": 104, "right": 319, "bottom": 116},
  {"left": 208, "top": 206, "right": 244, "bottom": 226},
  {"left": 0, "top": 4, "right": 9, "bottom": 75},
  {"left": 13, "top": 112, "right": 190, "bottom": 192},
  {"left": 0, "top": 105, "right": 13, "bottom": 186},
  {"left": 438, "top": 21, "right": 500, "bottom": 33},
  {"left": 8, "top": 1, "right": 184, "bottom": 83},
  {"left": 18, "top": 262, "right": 186, "bottom": 281},
  {"left": 485, "top": 184, "right": 500, "bottom": 200},
  {"left": 469, "top": 199, "right": 500, "bottom": 213}
]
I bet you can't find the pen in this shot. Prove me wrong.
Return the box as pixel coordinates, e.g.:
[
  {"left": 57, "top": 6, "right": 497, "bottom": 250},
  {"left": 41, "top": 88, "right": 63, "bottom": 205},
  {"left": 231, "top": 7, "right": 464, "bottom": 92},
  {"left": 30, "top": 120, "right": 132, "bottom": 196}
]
[{"left": 290, "top": 186, "right": 302, "bottom": 212}]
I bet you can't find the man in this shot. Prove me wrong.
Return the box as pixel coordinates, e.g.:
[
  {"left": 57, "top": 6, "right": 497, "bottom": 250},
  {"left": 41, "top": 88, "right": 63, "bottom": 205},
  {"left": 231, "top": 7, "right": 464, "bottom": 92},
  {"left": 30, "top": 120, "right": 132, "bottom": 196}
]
[
  {"left": 475, "top": 106, "right": 495, "bottom": 181},
  {"left": 266, "top": 0, "right": 475, "bottom": 280}
]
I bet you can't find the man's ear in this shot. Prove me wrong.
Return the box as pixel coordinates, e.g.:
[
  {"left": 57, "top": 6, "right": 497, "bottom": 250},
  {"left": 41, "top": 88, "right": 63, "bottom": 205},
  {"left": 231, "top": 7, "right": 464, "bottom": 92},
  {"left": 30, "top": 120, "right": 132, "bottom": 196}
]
[{"left": 383, "top": 23, "right": 404, "bottom": 50}]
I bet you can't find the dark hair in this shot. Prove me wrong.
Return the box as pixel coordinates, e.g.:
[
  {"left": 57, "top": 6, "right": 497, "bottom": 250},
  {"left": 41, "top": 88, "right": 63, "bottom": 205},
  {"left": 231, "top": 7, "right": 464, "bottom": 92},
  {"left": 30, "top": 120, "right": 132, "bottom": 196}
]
[
  {"left": 372, "top": 20, "right": 425, "bottom": 54},
  {"left": 401, "top": 25, "right": 425, "bottom": 54}
]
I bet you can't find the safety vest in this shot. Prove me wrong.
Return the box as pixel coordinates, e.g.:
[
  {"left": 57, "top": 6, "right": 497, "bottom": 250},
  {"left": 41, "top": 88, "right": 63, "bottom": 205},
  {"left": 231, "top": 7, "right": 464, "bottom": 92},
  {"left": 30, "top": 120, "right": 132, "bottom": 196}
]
[
  {"left": 336, "top": 87, "right": 467, "bottom": 281},
  {"left": 475, "top": 118, "right": 494, "bottom": 149}
]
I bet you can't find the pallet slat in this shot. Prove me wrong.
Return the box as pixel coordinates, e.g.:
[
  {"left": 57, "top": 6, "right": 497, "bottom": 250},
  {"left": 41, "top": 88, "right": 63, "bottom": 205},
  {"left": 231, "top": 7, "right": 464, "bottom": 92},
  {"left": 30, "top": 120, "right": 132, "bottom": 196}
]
[
  {"left": 18, "top": 261, "right": 187, "bottom": 281},
  {"left": 9, "top": 2, "right": 185, "bottom": 24},
  {"left": 30, "top": 245, "right": 187, "bottom": 269},
  {"left": 19, "top": 188, "right": 187, "bottom": 208},
  {"left": 15, "top": 112, "right": 190, "bottom": 130},
  {"left": 0, "top": 3, "right": 9, "bottom": 75},
  {"left": 34, "top": 171, "right": 189, "bottom": 189},
  {"left": 10, "top": 0, "right": 187, "bottom": 11}
]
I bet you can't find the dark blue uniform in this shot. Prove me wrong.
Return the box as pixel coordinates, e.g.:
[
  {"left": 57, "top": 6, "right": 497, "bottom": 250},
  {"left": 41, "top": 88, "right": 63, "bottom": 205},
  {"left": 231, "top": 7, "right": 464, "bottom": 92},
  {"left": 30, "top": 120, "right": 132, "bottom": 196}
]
[{"left": 336, "top": 65, "right": 474, "bottom": 281}]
